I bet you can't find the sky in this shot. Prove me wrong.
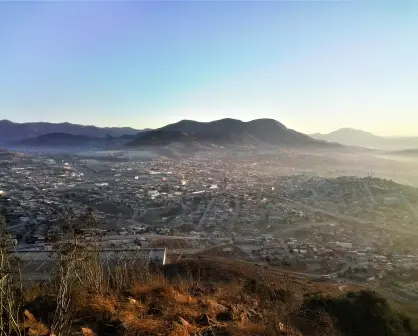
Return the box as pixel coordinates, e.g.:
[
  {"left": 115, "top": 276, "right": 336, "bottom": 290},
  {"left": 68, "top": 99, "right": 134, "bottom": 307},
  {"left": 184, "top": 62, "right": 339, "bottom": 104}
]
[{"left": 0, "top": 1, "right": 417, "bottom": 136}]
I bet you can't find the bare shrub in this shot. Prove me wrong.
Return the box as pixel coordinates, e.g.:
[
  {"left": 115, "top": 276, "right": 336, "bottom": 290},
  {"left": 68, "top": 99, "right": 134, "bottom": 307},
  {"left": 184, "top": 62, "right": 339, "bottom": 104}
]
[{"left": 0, "top": 213, "right": 23, "bottom": 336}]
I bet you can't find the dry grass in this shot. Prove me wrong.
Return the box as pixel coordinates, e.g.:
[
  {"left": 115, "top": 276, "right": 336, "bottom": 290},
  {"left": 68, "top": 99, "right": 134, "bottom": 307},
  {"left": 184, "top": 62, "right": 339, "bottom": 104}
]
[
  {"left": 227, "top": 322, "right": 267, "bottom": 335},
  {"left": 23, "top": 309, "right": 50, "bottom": 336},
  {"left": 168, "top": 324, "right": 193, "bottom": 336},
  {"left": 122, "top": 317, "right": 166, "bottom": 335},
  {"left": 130, "top": 283, "right": 157, "bottom": 296},
  {"left": 23, "top": 285, "right": 46, "bottom": 303},
  {"left": 80, "top": 293, "right": 118, "bottom": 321},
  {"left": 204, "top": 298, "right": 227, "bottom": 318},
  {"left": 15, "top": 257, "right": 364, "bottom": 336}
]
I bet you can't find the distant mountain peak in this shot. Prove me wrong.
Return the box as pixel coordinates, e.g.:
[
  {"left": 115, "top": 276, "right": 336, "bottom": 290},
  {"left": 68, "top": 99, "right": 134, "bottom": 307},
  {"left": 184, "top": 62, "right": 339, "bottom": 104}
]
[
  {"left": 249, "top": 118, "right": 282, "bottom": 123},
  {"left": 0, "top": 119, "right": 15, "bottom": 124},
  {"left": 216, "top": 117, "right": 243, "bottom": 123},
  {"left": 331, "top": 128, "right": 376, "bottom": 135},
  {"left": 311, "top": 128, "right": 418, "bottom": 150},
  {"left": 247, "top": 118, "right": 287, "bottom": 129},
  {"left": 128, "top": 117, "right": 336, "bottom": 148}
]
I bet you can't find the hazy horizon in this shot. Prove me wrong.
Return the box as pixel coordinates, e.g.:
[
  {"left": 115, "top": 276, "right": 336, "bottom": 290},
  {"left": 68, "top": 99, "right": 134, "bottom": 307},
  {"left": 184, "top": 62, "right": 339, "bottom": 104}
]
[{"left": 1, "top": 1, "right": 417, "bottom": 137}]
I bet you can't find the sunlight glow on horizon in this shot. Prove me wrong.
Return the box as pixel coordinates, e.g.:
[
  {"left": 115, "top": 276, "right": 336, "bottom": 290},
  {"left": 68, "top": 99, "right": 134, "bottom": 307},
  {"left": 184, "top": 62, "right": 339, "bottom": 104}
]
[{"left": 0, "top": 1, "right": 417, "bottom": 136}]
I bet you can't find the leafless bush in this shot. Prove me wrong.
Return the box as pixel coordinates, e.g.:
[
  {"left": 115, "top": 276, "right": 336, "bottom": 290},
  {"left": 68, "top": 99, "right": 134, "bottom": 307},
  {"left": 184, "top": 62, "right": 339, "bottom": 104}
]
[
  {"left": 50, "top": 207, "right": 153, "bottom": 333},
  {"left": 75, "top": 209, "right": 107, "bottom": 293},
  {"left": 107, "top": 258, "right": 153, "bottom": 292},
  {"left": 254, "top": 268, "right": 303, "bottom": 336},
  {"left": 50, "top": 207, "right": 94, "bottom": 335},
  {"left": 50, "top": 245, "right": 79, "bottom": 335},
  {"left": 0, "top": 213, "right": 23, "bottom": 336}
]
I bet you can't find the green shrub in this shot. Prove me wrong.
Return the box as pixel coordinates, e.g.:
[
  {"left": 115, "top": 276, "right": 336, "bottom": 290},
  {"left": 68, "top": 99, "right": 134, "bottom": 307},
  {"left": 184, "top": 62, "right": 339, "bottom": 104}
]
[{"left": 300, "top": 290, "right": 417, "bottom": 336}]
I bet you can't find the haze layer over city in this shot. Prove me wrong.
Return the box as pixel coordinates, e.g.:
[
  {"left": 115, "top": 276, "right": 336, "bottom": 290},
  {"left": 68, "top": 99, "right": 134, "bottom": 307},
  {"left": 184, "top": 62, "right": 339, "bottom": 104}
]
[{"left": 1, "top": 2, "right": 418, "bottom": 336}]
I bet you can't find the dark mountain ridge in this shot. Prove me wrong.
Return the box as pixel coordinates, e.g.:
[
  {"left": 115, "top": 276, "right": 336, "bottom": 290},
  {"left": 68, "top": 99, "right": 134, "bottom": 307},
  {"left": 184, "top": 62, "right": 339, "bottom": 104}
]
[
  {"left": 15, "top": 133, "right": 102, "bottom": 147},
  {"left": 3, "top": 118, "right": 338, "bottom": 150},
  {"left": 9, "top": 132, "right": 136, "bottom": 151},
  {"left": 0, "top": 119, "right": 143, "bottom": 142},
  {"left": 128, "top": 118, "right": 336, "bottom": 148}
]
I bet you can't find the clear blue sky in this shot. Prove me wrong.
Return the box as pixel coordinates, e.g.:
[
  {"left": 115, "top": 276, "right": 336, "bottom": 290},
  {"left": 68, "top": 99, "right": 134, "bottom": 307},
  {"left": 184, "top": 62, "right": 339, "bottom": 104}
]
[{"left": 1, "top": 1, "right": 417, "bottom": 136}]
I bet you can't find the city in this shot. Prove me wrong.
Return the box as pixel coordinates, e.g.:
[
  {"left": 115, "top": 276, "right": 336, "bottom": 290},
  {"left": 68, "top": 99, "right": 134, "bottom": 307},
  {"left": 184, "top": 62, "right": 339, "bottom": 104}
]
[{"left": 2, "top": 147, "right": 418, "bottom": 307}]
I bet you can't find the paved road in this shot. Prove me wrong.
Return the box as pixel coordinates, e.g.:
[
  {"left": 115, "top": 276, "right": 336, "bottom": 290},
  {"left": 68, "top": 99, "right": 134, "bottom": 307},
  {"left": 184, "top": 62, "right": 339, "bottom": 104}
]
[
  {"left": 345, "top": 281, "right": 418, "bottom": 309},
  {"left": 363, "top": 182, "right": 377, "bottom": 205},
  {"left": 338, "top": 285, "right": 348, "bottom": 292},
  {"left": 278, "top": 222, "right": 333, "bottom": 234},
  {"left": 131, "top": 199, "right": 142, "bottom": 221},
  {"left": 277, "top": 196, "right": 418, "bottom": 236},
  {"left": 106, "top": 234, "right": 203, "bottom": 240},
  {"left": 288, "top": 263, "right": 350, "bottom": 280},
  {"left": 196, "top": 199, "right": 214, "bottom": 231},
  {"left": 57, "top": 234, "right": 205, "bottom": 244},
  {"left": 8, "top": 223, "right": 26, "bottom": 229},
  {"left": 255, "top": 262, "right": 418, "bottom": 308},
  {"left": 228, "top": 199, "right": 240, "bottom": 233},
  {"left": 399, "top": 194, "right": 418, "bottom": 222}
]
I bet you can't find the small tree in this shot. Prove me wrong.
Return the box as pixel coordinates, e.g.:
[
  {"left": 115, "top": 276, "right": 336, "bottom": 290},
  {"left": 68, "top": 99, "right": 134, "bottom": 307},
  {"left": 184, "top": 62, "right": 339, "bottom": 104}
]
[
  {"left": 51, "top": 206, "right": 107, "bottom": 334},
  {"left": 0, "top": 213, "right": 23, "bottom": 336},
  {"left": 50, "top": 207, "right": 83, "bottom": 335}
]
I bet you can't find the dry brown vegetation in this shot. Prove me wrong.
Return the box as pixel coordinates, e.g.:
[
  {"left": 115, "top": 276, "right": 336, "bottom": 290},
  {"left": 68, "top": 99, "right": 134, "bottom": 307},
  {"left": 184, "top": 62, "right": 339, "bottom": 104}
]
[
  {"left": 2, "top": 207, "right": 417, "bottom": 336},
  {"left": 9, "top": 256, "right": 354, "bottom": 336},
  {"left": 0, "top": 209, "right": 411, "bottom": 336},
  {"left": 2, "top": 250, "right": 418, "bottom": 336}
]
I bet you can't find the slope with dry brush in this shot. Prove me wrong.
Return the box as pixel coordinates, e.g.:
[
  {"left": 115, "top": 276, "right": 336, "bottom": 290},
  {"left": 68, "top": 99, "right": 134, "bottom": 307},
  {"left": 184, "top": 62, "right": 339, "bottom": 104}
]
[
  {"left": 0, "top": 254, "right": 415, "bottom": 336},
  {"left": 1, "top": 212, "right": 418, "bottom": 336}
]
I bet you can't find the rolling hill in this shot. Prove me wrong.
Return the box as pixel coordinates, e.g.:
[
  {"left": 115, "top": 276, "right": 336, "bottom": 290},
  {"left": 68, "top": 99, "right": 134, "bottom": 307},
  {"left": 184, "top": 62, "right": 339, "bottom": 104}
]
[
  {"left": 10, "top": 132, "right": 140, "bottom": 150},
  {"left": 311, "top": 128, "right": 418, "bottom": 150},
  {"left": 0, "top": 120, "right": 144, "bottom": 142},
  {"left": 13, "top": 133, "right": 105, "bottom": 148},
  {"left": 128, "top": 118, "right": 336, "bottom": 148}
]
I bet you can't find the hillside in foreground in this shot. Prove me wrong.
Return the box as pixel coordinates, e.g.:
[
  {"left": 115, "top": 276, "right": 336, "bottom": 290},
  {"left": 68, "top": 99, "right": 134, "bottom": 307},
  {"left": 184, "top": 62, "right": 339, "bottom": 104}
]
[{"left": 7, "top": 257, "right": 418, "bottom": 336}]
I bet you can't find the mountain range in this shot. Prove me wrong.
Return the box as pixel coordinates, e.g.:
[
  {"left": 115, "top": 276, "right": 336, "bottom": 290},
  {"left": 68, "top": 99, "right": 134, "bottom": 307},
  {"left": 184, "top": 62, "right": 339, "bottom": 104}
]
[
  {"left": 386, "top": 148, "right": 418, "bottom": 157},
  {"left": 2, "top": 120, "right": 418, "bottom": 152},
  {"left": 2, "top": 118, "right": 337, "bottom": 150},
  {"left": 15, "top": 133, "right": 104, "bottom": 147},
  {"left": 0, "top": 120, "right": 143, "bottom": 142},
  {"left": 311, "top": 128, "right": 418, "bottom": 150},
  {"left": 127, "top": 118, "right": 335, "bottom": 148}
]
